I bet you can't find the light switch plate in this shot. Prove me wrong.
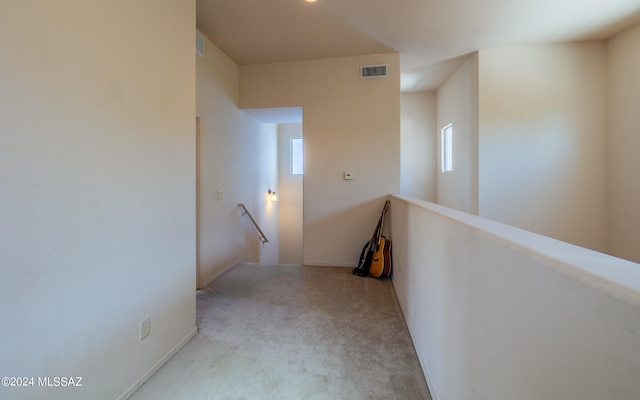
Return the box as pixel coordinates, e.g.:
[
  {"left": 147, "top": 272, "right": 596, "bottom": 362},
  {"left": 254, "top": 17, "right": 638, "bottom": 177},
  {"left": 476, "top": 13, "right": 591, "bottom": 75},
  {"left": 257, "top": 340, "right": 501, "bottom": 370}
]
[
  {"left": 344, "top": 172, "right": 354, "bottom": 180},
  {"left": 139, "top": 317, "right": 150, "bottom": 341}
]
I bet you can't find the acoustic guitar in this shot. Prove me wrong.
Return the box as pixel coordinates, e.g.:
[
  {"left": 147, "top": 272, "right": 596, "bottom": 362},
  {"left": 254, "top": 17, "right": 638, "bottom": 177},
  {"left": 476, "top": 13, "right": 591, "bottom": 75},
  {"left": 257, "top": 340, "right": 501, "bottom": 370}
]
[
  {"left": 369, "top": 203, "right": 392, "bottom": 278},
  {"left": 352, "top": 200, "right": 392, "bottom": 278},
  {"left": 369, "top": 234, "right": 392, "bottom": 278}
]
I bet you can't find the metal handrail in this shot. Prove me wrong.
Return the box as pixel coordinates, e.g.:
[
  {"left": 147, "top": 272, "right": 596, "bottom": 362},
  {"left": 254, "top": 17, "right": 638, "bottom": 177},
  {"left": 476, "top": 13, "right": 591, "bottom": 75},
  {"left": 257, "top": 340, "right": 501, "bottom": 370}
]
[{"left": 237, "top": 203, "right": 269, "bottom": 243}]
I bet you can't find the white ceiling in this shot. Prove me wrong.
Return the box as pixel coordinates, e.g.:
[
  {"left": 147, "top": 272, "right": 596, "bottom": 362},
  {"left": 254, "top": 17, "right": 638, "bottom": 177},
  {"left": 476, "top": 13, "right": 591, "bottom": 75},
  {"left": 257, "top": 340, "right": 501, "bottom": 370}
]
[{"left": 196, "top": 0, "right": 640, "bottom": 92}]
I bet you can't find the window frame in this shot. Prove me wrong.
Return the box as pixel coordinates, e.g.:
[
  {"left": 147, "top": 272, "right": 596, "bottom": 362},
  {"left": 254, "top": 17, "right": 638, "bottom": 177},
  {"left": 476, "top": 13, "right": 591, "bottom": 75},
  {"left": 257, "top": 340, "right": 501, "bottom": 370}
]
[
  {"left": 290, "top": 137, "right": 304, "bottom": 176},
  {"left": 441, "top": 124, "right": 453, "bottom": 173}
]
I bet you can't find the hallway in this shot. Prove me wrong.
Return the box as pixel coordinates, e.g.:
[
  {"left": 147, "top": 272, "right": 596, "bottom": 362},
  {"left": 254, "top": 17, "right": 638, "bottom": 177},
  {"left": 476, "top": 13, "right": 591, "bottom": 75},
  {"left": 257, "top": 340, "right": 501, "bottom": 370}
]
[{"left": 128, "top": 263, "right": 431, "bottom": 399}]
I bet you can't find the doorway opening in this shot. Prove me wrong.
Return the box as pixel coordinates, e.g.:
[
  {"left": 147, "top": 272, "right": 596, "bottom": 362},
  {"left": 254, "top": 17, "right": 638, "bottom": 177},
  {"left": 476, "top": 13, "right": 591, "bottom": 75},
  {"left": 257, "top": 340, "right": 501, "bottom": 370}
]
[{"left": 243, "top": 107, "right": 304, "bottom": 265}]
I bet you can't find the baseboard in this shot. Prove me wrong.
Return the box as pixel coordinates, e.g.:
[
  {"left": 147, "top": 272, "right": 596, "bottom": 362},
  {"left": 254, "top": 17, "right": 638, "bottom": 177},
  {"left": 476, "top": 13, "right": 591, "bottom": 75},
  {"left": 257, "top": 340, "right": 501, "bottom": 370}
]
[
  {"left": 117, "top": 326, "right": 199, "bottom": 400},
  {"left": 404, "top": 319, "right": 438, "bottom": 400},
  {"left": 390, "top": 282, "right": 437, "bottom": 400},
  {"left": 302, "top": 263, "right": 354, "bottom": 268},
  {"left": 201, "top": 259, "right": 244, "bottom": 288}
]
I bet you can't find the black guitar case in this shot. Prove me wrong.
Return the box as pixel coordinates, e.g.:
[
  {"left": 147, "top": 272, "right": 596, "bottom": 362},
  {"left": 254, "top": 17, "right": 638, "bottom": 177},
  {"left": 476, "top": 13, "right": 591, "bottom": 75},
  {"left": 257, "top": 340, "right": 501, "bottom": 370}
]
[{"left": 353, "top": 241, "right": 374, "bottom": 276}]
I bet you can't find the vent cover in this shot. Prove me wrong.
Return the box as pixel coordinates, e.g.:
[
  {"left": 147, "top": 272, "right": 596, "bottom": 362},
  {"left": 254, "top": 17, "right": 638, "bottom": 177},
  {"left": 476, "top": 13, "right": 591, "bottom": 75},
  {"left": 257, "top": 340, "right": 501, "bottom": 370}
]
[
  {"left": 196, "top": 32, "right": 204, "bottom": 57},
  {"left": 360, "top": 64, "right": 388, "bottom": 79}
]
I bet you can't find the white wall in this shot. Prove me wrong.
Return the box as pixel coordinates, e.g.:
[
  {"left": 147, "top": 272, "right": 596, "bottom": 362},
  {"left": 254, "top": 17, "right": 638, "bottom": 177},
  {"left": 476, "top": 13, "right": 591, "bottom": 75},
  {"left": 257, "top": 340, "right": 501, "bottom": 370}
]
[
  {"left": 0, "top": 2, "right": 196, "bottom": 399},
  {"left": 477, "top": 43, "right": 608, "bottom": 252},
  {"left": 400, "top": 91, "right": 437, "bottom": 202},
  {"left": 436, "top": 54, "right": 479, "bottom": 214},
  {"left": 391, "top": 195, "right": 640, "bottom": 400},
  {"left": 239, "top": 54, "right": 400, "bottom": 266},
  {"left": 257, "top": 124, "right": 280, "bottom": 266},
  {"left": 196, "top": 34, "right": 279, "bottom": 284},
  {"left": 278, "top": 123, "right": 304, "bottom": 264},
  {"left": 607, "top": 23, "right": 640, "bottom": 263}
]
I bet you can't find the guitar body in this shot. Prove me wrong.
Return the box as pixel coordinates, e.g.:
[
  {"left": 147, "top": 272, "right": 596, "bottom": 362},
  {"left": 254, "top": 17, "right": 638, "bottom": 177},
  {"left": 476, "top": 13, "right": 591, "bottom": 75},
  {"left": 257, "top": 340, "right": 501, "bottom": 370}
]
[{"left": 369, "top": 236, "right": 392, "bottom": 278}]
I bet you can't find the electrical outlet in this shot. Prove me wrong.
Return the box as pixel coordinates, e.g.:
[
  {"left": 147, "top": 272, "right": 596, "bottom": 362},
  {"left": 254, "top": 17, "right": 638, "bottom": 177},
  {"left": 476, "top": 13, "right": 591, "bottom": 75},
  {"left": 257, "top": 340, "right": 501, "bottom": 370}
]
[
  {"left": 139, "top": 317, "right": 150, "bottom": 341},
  {"left": 217, "top": 189, "right": 224, "bottom": 200}
]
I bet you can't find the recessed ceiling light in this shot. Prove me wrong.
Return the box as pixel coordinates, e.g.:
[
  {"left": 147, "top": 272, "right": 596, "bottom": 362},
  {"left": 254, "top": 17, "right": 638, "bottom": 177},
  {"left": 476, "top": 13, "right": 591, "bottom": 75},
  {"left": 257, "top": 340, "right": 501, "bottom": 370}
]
[{"left": 305, "top": 0, "right": 318, "bottom": 3}]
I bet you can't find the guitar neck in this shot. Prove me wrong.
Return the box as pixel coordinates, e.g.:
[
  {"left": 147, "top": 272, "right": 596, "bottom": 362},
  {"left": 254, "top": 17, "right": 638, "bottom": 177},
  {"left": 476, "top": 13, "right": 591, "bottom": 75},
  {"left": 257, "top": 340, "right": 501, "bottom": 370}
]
[{"left": 370, "top": 200, "right": 390, "bottom": 245}]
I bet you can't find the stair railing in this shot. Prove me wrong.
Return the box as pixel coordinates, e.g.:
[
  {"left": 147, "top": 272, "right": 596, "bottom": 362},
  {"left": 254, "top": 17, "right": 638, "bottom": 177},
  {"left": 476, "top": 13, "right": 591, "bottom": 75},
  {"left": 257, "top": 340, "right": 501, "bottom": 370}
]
[{"left": 237, "top": 203, "right": 269, "bottom": 243}]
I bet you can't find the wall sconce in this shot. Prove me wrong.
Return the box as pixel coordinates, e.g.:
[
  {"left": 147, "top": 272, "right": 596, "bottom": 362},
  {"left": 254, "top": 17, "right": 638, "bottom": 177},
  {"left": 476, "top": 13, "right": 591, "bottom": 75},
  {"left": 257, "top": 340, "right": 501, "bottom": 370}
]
[{"left": 268, "top": 189, "right": 278, "bottom": 202}]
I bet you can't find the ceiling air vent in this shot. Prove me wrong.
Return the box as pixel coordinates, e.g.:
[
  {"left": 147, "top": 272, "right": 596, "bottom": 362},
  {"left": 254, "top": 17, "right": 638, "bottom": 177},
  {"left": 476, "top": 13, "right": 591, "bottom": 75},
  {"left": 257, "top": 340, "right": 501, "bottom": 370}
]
[
  {"left": 196, "top": 32, "right": 204, "bottom": 57},
  {"left": 360, "top": 64, "right": 388, "bottom": 79}
]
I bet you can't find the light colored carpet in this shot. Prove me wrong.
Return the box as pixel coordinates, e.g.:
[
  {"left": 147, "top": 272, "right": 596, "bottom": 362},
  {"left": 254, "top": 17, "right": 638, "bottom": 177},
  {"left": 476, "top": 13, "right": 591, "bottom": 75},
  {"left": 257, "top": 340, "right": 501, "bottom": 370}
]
[{"left": 128, "top": 263, "right": 431, "bottom": 399}]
